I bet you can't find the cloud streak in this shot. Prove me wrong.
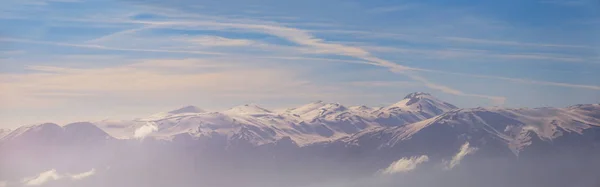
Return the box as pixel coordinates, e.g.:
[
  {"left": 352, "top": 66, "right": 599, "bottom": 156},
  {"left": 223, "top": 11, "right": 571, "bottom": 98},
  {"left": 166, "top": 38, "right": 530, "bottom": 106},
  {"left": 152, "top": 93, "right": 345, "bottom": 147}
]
[
  {"left": 20, "top": 168, "right": 96, "bottom": 186},
  {"left": 418, "top": 69, "right": 600, "bottom": 90},
  {"left": 4, "top": 11, "right": 503, "bottom": 103},
  {"left": 0, "top": 38, "right": 225, "bottom": 55},
  {"left": 380, "top": 155, "right": 429, "bottom": 174},
  {"left": 0, "top": 58, "right": 357, "bottom": 109},
  {"left": 444, "top": 142, "right": 478, "bottom": 170},
  {"left": 122, "top": 16, "right": 506, "bottom": 103},
  {"left": 2, "top": 4, "right": 597, "bottom": 109},
  {"left": 21, "top": 169, "right": 62, "bottom": 186}
]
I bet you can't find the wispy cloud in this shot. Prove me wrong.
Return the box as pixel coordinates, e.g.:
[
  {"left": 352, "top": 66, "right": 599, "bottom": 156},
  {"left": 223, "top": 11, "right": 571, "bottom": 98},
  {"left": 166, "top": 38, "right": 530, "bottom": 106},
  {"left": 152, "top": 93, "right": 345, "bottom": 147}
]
[
  {"left": 21, "top": 168, "right": 96, "bottom": 186},
  {"left": 442, "top": 36, "right": 592, "bottom": 49},
  {"left": 122, "top": 16, "right": 507, "bottom": 103},
  {"left": 366, "top": 45, "right": 593, "bottom": 63},
  {"left": 0, "top": 58, "right": 347, "bottom": 108},
  {"left": 0, "top": 38, "right": 225, "bottom": 55},
  {"left": 444, "top": 142, "right": 478, "bottom": 170},
  {"left": 380, "top": 155, "right": 429, "bottom": 174},
  {"left": 405, "top": 73, "right": 507, "bottom": 105},
  {"left": 2, "top": 0, "right": 597, "bottom": 116},
  {"left": 68, "top": 169, "right": 96, "bottom": 180},
  {"left": 418, "top": 69, "right": 600, "bottom": 91},
  {"left": 87, "top": 27, "right": 154, "bottom": 43},
  {"left": 188, "top": 36, "right": 256, "bottom": 46},
  {"left": 0, "top": 12, "right": 508, "bottom": 104},
  {"left": 22, "top": 169, "right": 62, "bottom": 186}
]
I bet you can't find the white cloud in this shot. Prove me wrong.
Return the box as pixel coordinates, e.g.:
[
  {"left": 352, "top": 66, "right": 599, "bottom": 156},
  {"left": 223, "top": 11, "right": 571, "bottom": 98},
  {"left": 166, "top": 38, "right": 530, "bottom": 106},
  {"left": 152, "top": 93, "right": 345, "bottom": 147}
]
[
  {"left": 1, "top": 15, "right": 506, "bottom": 103},
  {"left": 120, "top": 16, "right": 508, "bottom": 103},
  {"left": 190, "top": 36, "right": 255, "bottom": 46},
  {"left": 0, "top": 181, "right": 7, "bottom": 187},
  {"left": 20, "top": 168, "right": 97, "bottom": 186},
  {"left": 134, "top": 122, "right": 158, "bottom": 139},
  {"left": 69, "top": 169, "right": 96, "bottom": 180},
  {"left": 22, "top": 169, "right": 62, "bottom": 186},
  {"left": 87, "top": 27, "right": 153, "bottom": 43},
  {"left": 444, "top": 142, "right": 478, "bottom": 170},
  {"left": 380, "top": 155, "right": 429, "bottom": 174},
  {"left": 0, "top": 58, "right": 327, "bottom": 108},
  {"left": 405, "top": 73, "right": 507, "bottom": 105},
  {"left": 8, "top": 7, "right": 596, "bottom": 106},
  {"left": 0, "top": 38, "right": 224, "bottom": 56}
]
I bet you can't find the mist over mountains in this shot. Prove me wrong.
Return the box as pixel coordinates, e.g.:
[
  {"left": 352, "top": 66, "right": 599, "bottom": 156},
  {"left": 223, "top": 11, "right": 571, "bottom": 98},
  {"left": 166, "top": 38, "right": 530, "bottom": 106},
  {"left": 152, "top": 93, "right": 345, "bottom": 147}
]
[{"left": 1, "top": 92, "right": 599, "bottom": 187}]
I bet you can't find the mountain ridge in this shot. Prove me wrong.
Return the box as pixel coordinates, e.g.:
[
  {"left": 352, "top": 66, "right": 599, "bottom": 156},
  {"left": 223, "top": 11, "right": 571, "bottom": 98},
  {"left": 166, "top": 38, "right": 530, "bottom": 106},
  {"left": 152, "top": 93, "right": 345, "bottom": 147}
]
[{"left": 2, "top": 93, "right": 600, "bottom": 187}]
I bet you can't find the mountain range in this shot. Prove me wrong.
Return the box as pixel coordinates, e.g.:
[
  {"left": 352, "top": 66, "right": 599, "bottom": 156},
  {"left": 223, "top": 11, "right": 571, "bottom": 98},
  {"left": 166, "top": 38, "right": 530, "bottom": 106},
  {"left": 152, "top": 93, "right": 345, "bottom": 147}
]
[{"left": 1, "top": 92, "right": 599, "bottom": 187}]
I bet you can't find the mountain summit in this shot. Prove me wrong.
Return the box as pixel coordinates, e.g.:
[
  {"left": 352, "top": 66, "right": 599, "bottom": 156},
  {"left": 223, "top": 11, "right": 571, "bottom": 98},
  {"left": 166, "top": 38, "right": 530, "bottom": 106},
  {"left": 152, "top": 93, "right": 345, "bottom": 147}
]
[
  {"left": 371, "top": 92, "right": 458, "bottom": 126},
  {"left": 403, "top": 92, "right": 432, "bottom": 99},
  {"left": 168, "top": 105, "right": 206, "bottom": 114}
]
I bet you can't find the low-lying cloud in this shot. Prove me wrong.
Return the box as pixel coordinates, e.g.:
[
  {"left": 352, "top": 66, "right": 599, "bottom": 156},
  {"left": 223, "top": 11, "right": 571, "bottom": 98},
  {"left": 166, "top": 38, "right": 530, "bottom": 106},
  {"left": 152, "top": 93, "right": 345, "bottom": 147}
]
[
  {"left": 69, "top": 169, "right": 96, "bottom": 180},
  {"left": 380, "top": 155, "right": 429, "bottom": 175},
  {"left": 445, "top": 142, "right": 478, "bottom": 170},
  {"left": 21, "top": 168, "right": 96, "bottom": 186},
  {"left": 133, "top": 122, "right": 158, "bottom": 139},
  {"left": 22, "top": 169, "right": 62, "bottom": 186}
]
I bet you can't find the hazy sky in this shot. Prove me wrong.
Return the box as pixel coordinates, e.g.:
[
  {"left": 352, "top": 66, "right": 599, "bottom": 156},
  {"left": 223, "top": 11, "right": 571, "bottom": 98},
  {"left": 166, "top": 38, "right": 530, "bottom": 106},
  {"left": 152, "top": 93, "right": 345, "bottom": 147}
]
[{"left": 0, "top": 0, "right": 599, "bottom": 128}]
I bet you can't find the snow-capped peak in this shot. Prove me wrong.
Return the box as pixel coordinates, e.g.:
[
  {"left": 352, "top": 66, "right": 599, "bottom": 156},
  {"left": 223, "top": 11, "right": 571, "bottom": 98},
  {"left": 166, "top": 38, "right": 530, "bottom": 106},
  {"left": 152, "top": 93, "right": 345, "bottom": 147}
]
[
  {"left": 288, "top": 102, "right": 348, "bottom": 121},
  {"left": 403, "top": 92, "right": 432, "bottom": 99},
  {"left": 386, "top": 92, "right": 457, "bottom": 115},
  {"left": 0, "top": 128, "right": 12, "bottom": 140},
  {"left": 286, "top": 100, "right": 328, "bottom": 116},
  {"left": 224, "top": 104, "right": 272, "bottom": 115},
  {"left": 349, "top": 105, "right": 373, "bottom": 111},
  {"left": 168, "top": 105, "right": 206, "bottom": 114}
]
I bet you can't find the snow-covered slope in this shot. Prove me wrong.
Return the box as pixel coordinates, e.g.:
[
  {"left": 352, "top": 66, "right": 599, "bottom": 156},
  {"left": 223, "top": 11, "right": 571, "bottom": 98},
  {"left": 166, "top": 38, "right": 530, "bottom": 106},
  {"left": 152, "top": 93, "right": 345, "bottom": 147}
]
[
  {"left": 2, "top": 96, "right": 600, "bottom": 187},
  {"left": 224, "top": 104, "right": 273, "bottom": 115},
  {"left": 89, "top": 92, "right": 458, "bottom": 146},
  {"left": 371, "top": 92, "right": 458, "bottom": 126},
  {"left": 0, "top": 122, "right": 113, "bottom": 148},
  {"left": 143, "top": 105, "right": 208, "bottom": 121},
  {"left": 0, "top": 129, "right": 10, "bottom": 139},
  {"left": 386, "top": 92, "right": 457, "bottom": 115},
  {"left": 342, "top": 104, "right": 600, "bottom": 156}
]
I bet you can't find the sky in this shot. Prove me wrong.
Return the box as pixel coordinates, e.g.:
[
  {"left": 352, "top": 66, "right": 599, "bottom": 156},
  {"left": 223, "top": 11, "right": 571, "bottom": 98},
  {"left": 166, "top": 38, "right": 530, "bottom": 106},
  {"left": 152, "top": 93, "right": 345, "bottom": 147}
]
[{"left": 0, "top": 0, "right": 599, "bottom": 128}]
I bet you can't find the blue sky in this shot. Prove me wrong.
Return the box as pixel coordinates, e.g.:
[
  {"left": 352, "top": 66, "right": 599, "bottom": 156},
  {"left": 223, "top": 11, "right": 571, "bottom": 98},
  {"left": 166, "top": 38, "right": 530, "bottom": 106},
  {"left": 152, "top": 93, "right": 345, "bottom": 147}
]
[{"left": 0, "top": 0, "right": 599, "bottom": 128}]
